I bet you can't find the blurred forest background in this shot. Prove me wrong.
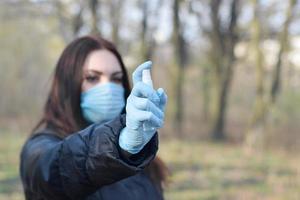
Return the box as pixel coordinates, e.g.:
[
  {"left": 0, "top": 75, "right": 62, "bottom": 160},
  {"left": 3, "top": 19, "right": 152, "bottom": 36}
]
[{"left": 0, "top": 0, "right": 299, "bottom": 199}]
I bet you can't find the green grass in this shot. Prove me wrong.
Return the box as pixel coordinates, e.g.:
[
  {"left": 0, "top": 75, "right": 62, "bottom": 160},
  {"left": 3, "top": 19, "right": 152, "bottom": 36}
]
[
  {"left": 0, "top": 132, "right": 25, "bottom": 200},
  {"left": 0, "top": 132, "right": 299, "bottom": 200},
  {"left": 159, "top": 139, "right": 300, "bottom": 200}
]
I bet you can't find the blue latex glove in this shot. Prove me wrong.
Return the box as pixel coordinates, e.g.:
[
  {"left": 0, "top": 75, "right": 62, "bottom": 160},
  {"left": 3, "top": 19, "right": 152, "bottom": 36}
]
[{"left": 119, "top": 61, "right": 168, "bottom": 154}]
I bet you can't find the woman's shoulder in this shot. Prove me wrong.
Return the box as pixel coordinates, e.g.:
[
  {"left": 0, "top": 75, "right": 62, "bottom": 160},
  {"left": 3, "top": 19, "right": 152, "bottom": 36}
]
[
  {"left": 21, "top": 128, "right": 62, "bottom": 155},
  {"left": 19, "top": 128, "right": 62, "bottom": 174},
  {"left": 30, "top": 128, "right": 62, "bottom": 141}
]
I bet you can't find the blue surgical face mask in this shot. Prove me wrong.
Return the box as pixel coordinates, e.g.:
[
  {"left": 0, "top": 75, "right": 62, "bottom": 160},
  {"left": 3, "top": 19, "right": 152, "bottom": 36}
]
[{"left": 80, "top": 82, "right": 125, "bottom": 124}]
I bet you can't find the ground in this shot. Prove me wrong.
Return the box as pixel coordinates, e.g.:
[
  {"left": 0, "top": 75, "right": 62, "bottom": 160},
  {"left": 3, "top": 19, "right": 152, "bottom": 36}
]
[{"left": 0, "top": 132, "right": 299, "bottom": 200}]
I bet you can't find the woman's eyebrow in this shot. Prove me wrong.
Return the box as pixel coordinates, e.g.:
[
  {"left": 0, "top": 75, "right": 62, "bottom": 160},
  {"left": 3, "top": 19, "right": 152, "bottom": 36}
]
[
  {"left": 86, "top": 69, "right": 103, "bottom": 75},
  {"left": 85, "top": 70, "right": 122, "bottom": 76},
  {"left": 111, "top": 71, "right": 123, "bottom": 76}
]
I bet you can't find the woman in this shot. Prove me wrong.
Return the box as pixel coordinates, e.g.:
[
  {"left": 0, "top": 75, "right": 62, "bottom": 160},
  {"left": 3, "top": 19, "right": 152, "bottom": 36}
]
[{"left": 20, "top": 35, "right": 168, "bottom": 200}]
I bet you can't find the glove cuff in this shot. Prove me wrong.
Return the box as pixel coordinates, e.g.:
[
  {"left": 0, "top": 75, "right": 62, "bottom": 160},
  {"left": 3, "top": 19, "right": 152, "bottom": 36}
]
[{"left": 119, "top": 127, "right": 145, "bottom": 154}]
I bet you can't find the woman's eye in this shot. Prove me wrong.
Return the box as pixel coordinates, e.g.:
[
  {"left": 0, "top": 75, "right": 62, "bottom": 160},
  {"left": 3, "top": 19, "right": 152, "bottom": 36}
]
[
  {"left": 86, "top": 75, "right": 99, "bottom": 83},
  {"left": 112, "top": 77, "right": 122, "bottom": 83}
]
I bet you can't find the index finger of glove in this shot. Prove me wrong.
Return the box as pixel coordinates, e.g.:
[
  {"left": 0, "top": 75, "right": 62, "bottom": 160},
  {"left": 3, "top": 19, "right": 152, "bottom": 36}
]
[
  {"left": 132, "top": 61, "right": 152, "bottom": 85},
  {"left": 157, "top": 88, "right": 168, "bottom": 111},
  {"left": 131, "top": 82, "right": 160, "bottom": 105},
  {"left": 130, "top": 95, "right": 164, "bottom": 120},
  {"left": 126, "top": 107, "right": 163, "bottom": 130}
]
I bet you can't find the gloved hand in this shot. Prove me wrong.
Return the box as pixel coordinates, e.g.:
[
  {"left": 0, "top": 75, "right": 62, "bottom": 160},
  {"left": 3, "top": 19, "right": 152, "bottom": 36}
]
[{"left": 119, "top": 61, "right": 167, "bottom": 154}]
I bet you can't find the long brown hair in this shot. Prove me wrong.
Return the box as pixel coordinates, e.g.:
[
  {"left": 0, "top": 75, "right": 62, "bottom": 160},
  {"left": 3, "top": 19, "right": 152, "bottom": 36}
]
[{"left": 33, "top": 35, "right": 168, "bottom": 191}]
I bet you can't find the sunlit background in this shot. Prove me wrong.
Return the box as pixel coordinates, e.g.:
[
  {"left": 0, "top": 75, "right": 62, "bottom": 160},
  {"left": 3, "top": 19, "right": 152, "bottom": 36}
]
[{"left": 0, "top": 0, "right": 299, "bottom": 199}]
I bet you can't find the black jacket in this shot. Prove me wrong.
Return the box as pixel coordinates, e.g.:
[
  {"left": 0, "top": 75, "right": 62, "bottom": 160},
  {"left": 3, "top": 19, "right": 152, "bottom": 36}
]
[{"left": 20, "top": 114, "right": 163, "bottom": 200}]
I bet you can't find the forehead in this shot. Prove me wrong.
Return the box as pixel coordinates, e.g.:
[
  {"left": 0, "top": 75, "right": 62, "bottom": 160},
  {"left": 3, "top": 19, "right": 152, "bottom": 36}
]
[{"left": 83, "top": 49, "right": 122, "bottom": 74}]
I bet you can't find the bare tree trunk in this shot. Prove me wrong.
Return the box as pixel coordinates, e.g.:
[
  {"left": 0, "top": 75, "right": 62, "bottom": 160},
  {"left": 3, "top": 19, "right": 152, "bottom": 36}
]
[
  {"left": 139, "top": 0, "right": 159, "bottom": 60},
  {"left": 89, "top": 0, "right": 100, "bottom": 35},
  {"left": 245, "top": 0, "right": 298, "bottom": 152},
  {"left": 210, "top": 0, "right": 239, "bottom": 140},
  {"left": 245, "top": 0, "right": 266, "bottom": 151},
  {"left": 140, "top": 0, "right": 150, "bottom": 60},
  {"left": 110, "top": 0, "right": 123, "bottom": 46},
  {"left": 190, "top": 1, "right": 212, "bottom": 123},
  {"left": 271, "top": 0, "right": 297, "bottom": 103},
  {"left": 172, "top": 0, "right": 187, "bottom": 137},
  {"left": 201, "top": 66, "right": 211, "bottom": 122},
  {"left": 54, "top": 0, "right": 84, "bottom": 43}
]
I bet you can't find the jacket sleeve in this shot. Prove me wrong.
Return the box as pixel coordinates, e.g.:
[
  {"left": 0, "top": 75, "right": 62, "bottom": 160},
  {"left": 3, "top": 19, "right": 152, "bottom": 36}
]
[{"left": 20, "top": 114, "right": 158, "bottom": 200}]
